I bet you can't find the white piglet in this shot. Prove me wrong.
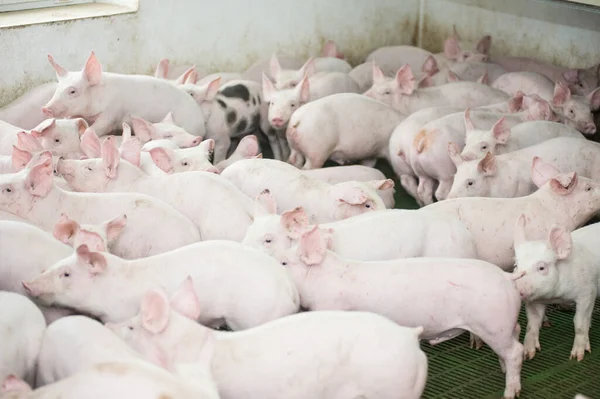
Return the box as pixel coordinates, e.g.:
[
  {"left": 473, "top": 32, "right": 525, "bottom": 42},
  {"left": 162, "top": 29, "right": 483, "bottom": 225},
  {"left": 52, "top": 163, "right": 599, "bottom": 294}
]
[
  {"left": 108, "top": 285, "right": 428, "bottom": 399},
  {"left": 221, "top": 158, "right": 393, "bottom": 223},
  {"left": 42, "top": 51, "right": 205, "bottom": 137}
]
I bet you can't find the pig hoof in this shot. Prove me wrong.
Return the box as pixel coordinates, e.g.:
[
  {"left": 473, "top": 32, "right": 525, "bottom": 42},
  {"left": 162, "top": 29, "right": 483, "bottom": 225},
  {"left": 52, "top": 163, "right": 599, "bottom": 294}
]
[{"left": 542, "top": 320, "right": 552, "bottom": 328}]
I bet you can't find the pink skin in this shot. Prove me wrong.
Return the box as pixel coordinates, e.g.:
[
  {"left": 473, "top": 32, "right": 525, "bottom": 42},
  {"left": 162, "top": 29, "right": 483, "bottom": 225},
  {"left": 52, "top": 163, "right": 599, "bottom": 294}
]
[
  {"left": 0, "top": 82, "right": 56, "bottom": 130},
  {"left": 321, "top": 40, "right": 345, "bottom": 59},
  {"left": 273, "top": 226, "right": 522, "bottom": 399},
  {"left": 364, "top": 64, "right": 509, "bottom": 115},
  {"left": 215, "top": 135, "right": 261, "bottom": 172},
  {"left": 147, "top": 140, "right": 219, "bottom": 175},
  {"left": 493, "top": 56, "right": 600, "bottom": 96},
  {"left": 131, "top": 113, "right": 201, "bottom": 148},
  {"left": 425, "top": 172, "right": 600, "bottom": 270},
  {"left": 42, "top": 51, "right": 205, "bottom": 138},
  {"left": 438, "top": 34, "right": 491, "bottom": 65},
  {"left": 52, "top": 213, "right": 127, "bottom": 252},
  {"left": 513, "top": 215, "right": 598, "bottom": 362},
  {"left": 107, "top": 285, "right": 427, "bottom": 399},
  {"left": 270, "top": 55, "right": 317, "bottom": 89},
  {"left": 22, "top": 118, "right": 89, "bottom": 159}
]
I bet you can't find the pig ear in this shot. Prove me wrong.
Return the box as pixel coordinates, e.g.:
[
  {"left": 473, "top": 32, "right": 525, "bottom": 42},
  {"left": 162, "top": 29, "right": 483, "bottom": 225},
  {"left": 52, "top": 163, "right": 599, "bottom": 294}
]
[
  {"left": 477, "top": 152, "right": 497, "bottom": 176},
  {"left": 552, "top": 81, "right": 571, "bottom": 106},
  {"left": 421, "top": 55, "right": 439, "bottom": 75},
  {"left": 321, "top": 40, "right": 339, "bottom": 58},
  {"left": 83, "top": 51, "right": 102, "bottom": 86},
  {"left": 149, "top": 147, "right": 175, "bottom": 173},
  {"left": 1, "top": 375, "right": 32, "bottom": 394},
  {"left": 184, "top": 69, "right": 199, "bottom": 85},
  {"left": 417, "top": 75, "right": 434, "bottom": 88},
  {"left": 549, "top": 172, "right": 578, "bottom": 196},
  {"left": 372, "top": 62, "right": 386, "bottom": 83},
  {"left": 444, "top": 37, "right": 461, "bottom": 60},
  {"left": 30, "top": 118, "right": 56, "bottom": 137},
  {"left": 169, "top": 276, "right": 201, "bottom": 320},
  {"left": 236, "top": 135, "right": 259, "bottom": 157},
  {"left": 476, "top": 35, "right": 492, "bottom": 55},
  {"left": 508, "top": 91, "right": 525, "bottom": 112},
  {"left": 140, "top": 288, "right": 171, "bottom": 334},
  {"left": 174, "top": 66, "right": 196, "bottom": 86},
  {"left": 336, "top": 187, "right": 368, "bottom": 205},
  {"left": 197, "top": 332, "right": 216, "bottom": 368},
  {"left": 477, "top": 72, "right": 489, "bottom": 85},
  {"left": 17, "top": 132, "right": 43, "bottom": 152},
  {"left": 298, "top": 74, "right": 310, "bottom": 103},
  {"left": 298, "top": 226, "right": 329, "bottom": 266},
  {"left": 254, "top": 189, "right": 277, "bottom": 217},
  {"left": 161, "top": 112, "right": 176, "bottom": 125},
  {"left": 513, "top": 213, "right": 528, "bottom": 248},
  {"left": 531, "top": 156, "right": 560, "bottom": 188},
  {"left": 75, "top": 118, "right": 89, "bottom": 137},
  {"left": 262, "top": 73, "right": 276, "bottom": 102},
  {"left": 75, "top": 244, "right": 107, "bottom": 274},
  {"left": 299, "top": 57, "right": 316, "bottom": 79},
  {"left": 80, "top": 128, "right": 102, "bottom": 158},
  {"left": 121, "top": 123, "right": 132, "bottom": 142},
  {"left": 47, "top": 54, "right": 68, "bottom": 79},
  {"left": 367, "top": 179, "right": 395, "bottom": 191},
  {"left": 451, "top": 25, "right": 461, "bottom": 40},
  {"left": 491, "top": 117, "right": 510, "bottom": 144},
  {"left": 281, "top": 207, "right": 309, "bottom": 239},
  {"left": 270, "top": 54, "right": 282, "bottom": 77},
  {"left": 548, "top": 226, "right": 572, "bottom": 260},
  {"left": 154, "top": 59, "right": 169, "bottom": 79},
  {"left": 447, "top": 70, "right": 460, "bottom": 83},
  {"left": 11, "top": 146, "right": 33, "bottom": 172},
  {"left": 463, "top": 108, "right": 475, "bottom": 131},
  {"left": 587, "top": 87, "right": 600, "bottom": 112},
  {"left": 25, "top": 153, "right": 54, "bottom": 197},
  {"left": 119, "top": 137, "right": 142, "bottom": 168},
  {"left": 395, "top": 64, "right": 415, "bottom": 95},
  {"left": 52, "top": 214, "right": 80, "bottom": 244},
  {"left": 562, "top": 69, "right": 579, "bottom": 84},
  {"left": 104, "top": 214, "right": 127, "bottom": 243},
  {"left": 131, "top": 117, "right": 156, "bottom": 142},
  {"left": 205, "top": 77, "right": 222, "bottom": 102},
  {"left": 101, "top": 137, "right": 120, "bottom": 178},
  {"left": 448, "top": 142, "right": 465, "bottom": 167}
]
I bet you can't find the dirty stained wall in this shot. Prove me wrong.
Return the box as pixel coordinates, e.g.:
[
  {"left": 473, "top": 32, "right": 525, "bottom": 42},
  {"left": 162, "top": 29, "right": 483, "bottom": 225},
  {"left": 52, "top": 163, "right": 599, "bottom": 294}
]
[{"left": 1, "top": 0, "right": 599, "bottom": 106}]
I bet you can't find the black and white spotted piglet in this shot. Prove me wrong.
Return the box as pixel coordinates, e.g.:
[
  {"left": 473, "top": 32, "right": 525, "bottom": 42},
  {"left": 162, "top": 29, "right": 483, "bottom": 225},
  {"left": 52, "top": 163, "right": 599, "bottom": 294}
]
[{"left": 180, "top": 76, "right": 268, "bottom": 163}]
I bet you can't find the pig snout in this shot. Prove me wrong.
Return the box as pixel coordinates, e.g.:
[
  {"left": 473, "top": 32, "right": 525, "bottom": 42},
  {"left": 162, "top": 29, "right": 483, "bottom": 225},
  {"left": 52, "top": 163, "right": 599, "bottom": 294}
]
[
  {"left": 22, "top": 281, "right": 40, "bottom": 297},
  {"left": 271, "top": 118, "right": 285, "bottom": 128},
  {"left": 42, "top": 107, "right": 54, "bottom": 117},
  {"left": 584, "top": 123, "right": 597, "bottom": 135},
  {"left": 187, "top": 137, "right": 202, "bottom": 147},
  {"left": 205, "top": 166, "right": 220, "bottom": 174}
]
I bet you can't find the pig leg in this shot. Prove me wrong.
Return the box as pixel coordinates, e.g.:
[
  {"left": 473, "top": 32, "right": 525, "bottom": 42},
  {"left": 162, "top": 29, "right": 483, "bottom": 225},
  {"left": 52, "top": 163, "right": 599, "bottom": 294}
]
[
  {"left": 213, "top": 136, "right": 231, "bottom": 164},
  {"left": 570, "top": 294, "right": 595, "bottom": 361},
  {"left": 416, "top": 176, "right": 435, "bottom": 205},
  {"left": 277, "top": 131, "right": 291, "bottom": 161},
  {"left": 288, "top": 149, "right": 305, "bottom": 168},
  {"left": 477, "top": 329, "right": 523, "bottom": 399},
  {"left": 360, "top": 158, "right": 377, "bottom": 168},
  {"left": 267, "top": 132, "right": 283, "bottom": 160},
  {"left": 302, "top": 152, "right": 328, "bottom": 170},
  {"left": 435, "top": 178, "right": 453, "bottom": 201},
  {"left": 400, "top": 175, "right": 423, "bottom": 205},
  {"left": 523, "top": 302, "right": 546, "bottom": 360},
  {"left": 469, "top": 333, "right": 484, "bottom": 350}
]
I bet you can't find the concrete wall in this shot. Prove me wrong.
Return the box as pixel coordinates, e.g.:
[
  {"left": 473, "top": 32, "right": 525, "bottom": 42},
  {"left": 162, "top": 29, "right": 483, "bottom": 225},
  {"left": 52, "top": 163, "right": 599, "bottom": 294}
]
[{"left": 1, "top": 0, "right": 599, "bottom": 106}]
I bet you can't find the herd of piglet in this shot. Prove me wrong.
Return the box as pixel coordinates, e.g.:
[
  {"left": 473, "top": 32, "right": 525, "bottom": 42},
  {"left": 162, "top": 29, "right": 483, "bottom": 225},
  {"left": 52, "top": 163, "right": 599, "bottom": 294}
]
[{"left": 0, "top": 26, "right": 599, "bottom": 399}]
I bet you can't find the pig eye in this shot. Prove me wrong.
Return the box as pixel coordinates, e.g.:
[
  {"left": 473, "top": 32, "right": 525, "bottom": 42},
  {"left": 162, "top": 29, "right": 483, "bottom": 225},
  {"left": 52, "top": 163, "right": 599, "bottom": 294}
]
[
  {"left": 383, "top": 90, "right": 391, "bottom": 95},
  {"left": 537, "top": 265, "right": 545, "bottom": 272},
  {"left": 264, "top": 237, "right": 273, "bottom": 244},
  {"left": 85, "top": 166, "right": 93, "bottom": 171},
  {"left": 181, "top": 161, "right": 189, "bottom": 166},
  {"left": 3, "top": 187, "right": 12, "bottom": 193},
  {"left": 365, "top": 203, "right": 371, "bottom": 208},
  {"left": 164, "top": 134, "right": 173, "bottom": 139},
  {"left": 54, "top": 138, "right": 60, "bottom": 143},
  {"left": 281, "top": 261, "right": 288, "bottom": 266},
  {"left": 61, "top": 272, "right": 71, "bottom": 278},
  {"left": 569, "top": 109, "right": 574, "bottom": 115},
  {"left": 290, "top": 83, "right": 297, "bottom": 88},
  {"left": 68, "top": 87, "right": 77, "bottom": 96},
  {"left": 586, "top": 186, "right": 592, "bottom": 192},
  {"left": 128, "top": 326, "right": 134, "bottom": 331},
  {"left": 290, "top": 102, "right": 297, "bottom": 108},
  {"left": 466, "top": 180, "right": 474, "bottom": 187},
  {"left": 481, "top": 145, "right": 488, "bottom": 151}
]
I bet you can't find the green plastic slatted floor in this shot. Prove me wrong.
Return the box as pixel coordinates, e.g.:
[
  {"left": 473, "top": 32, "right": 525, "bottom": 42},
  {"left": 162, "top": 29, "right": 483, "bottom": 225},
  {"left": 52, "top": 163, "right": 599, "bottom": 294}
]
[{"left": 374, "top": 159, "right": 600, "bottom": 399}]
